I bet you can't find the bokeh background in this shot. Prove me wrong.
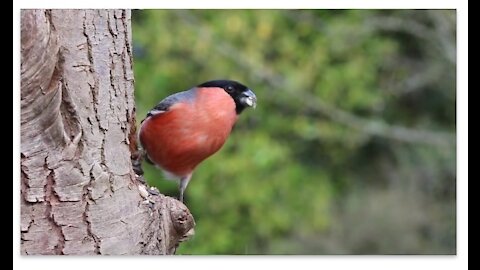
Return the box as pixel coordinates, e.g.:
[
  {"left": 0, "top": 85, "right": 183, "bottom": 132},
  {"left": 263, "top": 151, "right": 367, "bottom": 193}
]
[{"left": 132, "top": 10, "right": 456, "bottom": 255}]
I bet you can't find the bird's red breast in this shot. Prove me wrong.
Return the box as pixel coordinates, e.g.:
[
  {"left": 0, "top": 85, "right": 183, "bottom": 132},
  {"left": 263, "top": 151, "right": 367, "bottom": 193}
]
[{"left": 139, "top": 87, "right": 238, "bottom": 178}]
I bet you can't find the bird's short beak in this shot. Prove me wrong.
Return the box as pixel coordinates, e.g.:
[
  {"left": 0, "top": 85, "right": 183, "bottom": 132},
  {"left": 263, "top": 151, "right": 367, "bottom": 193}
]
[{"left": 241, "top": 89, "right": 257, "bottom": 109}]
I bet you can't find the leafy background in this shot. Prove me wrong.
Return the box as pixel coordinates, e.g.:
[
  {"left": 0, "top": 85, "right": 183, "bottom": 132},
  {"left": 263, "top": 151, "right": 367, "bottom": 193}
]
[{"left": 132, "top": 10, "right": 456, "bottom": 255}]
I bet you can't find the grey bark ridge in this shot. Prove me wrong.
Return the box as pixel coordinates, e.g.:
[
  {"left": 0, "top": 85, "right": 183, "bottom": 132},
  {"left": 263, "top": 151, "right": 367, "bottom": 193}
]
[{"left": 20, "top": 9, "right": 195, "bottom": 255}]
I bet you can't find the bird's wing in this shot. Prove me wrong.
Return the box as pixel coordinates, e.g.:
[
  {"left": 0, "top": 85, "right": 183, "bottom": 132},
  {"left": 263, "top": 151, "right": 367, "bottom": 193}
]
[{"left": 143, "top": 89, "right": 197, "bottom": 120}]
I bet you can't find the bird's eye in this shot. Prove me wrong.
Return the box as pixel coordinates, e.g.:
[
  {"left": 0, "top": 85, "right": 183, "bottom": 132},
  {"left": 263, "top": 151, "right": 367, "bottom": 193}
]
[{"left": 226, "top": 86, "right": 234, "bottom": 93}]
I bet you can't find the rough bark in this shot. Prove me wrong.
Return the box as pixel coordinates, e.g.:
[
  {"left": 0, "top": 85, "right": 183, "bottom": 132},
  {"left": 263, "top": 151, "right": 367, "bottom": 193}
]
[{"left": 20, "top": 9, "right": 194, "bottom": 255}]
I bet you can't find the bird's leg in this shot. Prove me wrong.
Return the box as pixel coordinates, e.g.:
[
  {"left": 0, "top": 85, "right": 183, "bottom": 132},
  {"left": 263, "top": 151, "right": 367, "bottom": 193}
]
[{"left": 179, "top": 174, "right": 192, "bottom": 203}]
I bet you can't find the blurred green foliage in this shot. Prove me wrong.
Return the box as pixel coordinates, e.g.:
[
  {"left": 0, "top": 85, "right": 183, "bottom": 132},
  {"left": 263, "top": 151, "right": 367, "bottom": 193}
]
[{"left": 132, "top": 10, "right": 456, "bottom": 254}]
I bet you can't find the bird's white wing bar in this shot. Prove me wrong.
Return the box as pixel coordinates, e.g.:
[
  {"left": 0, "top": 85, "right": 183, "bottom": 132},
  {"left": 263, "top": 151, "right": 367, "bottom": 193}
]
[{"left": 148, "top": 109, "right": 166, "bottom": 116}]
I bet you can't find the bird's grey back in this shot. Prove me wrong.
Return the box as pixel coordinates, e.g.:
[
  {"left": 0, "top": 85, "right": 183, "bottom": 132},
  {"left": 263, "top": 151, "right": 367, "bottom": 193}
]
[{"left": 146, "top": 88, "right": 198, "bottom": 118}]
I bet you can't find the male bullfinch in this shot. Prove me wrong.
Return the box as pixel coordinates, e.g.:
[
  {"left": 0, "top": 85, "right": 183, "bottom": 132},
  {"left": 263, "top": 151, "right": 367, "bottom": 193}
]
[{"left": 138, "top": 80, "right": 257, "bottom": 202}]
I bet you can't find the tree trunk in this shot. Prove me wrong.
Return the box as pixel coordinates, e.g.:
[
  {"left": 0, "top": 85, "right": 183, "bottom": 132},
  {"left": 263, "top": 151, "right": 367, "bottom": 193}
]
[{"left": 20, "top": 9, "right": 194, "bottom": 255}]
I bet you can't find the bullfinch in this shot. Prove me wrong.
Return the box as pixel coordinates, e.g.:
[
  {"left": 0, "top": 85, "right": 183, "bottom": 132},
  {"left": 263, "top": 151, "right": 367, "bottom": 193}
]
[{"left": 138, "top": 80, "right": 257, "bottom": 202}]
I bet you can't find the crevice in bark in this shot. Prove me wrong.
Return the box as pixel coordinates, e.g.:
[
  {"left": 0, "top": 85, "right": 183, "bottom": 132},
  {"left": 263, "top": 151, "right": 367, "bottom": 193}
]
[
  {"left": 84, "top": 168, "right": 101, "bottom": 254},
  {"left": 83, "top": 204, "right": 101, "bottom": 254},
  {"left": 44, "top": 160, "right": 66, "bottom": 255},
  {"left": 60, "top": 75, "right": 81, "bottom": 143},
  {"left": 21, "top": 218, "right": 34, "bottom": 234},
  {"left": 45, "top": 10, "right": 55, "bottom": 31},
  {"left": 60, "top": 59, "right": 84, "bottom": 162},
  {"left": 20, "top": 154, "right": 30, "bottom": 202},
  {"left": 108, "top": 58, "right": 118, "bottom": 120},
  {"left": 121, "top": 10, "right": 133, "bottom": 65},
  {"left": 108, "top": 175, "right": 115, "bottom": 194},
  {"left": 108, "top": 13, "right": 117, "bottom": 38}
]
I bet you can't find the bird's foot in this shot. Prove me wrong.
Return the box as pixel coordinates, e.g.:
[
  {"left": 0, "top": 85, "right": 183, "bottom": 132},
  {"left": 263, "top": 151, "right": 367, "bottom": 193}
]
[{"left": 132, "top": 158, "right": 144, "bottom": 176}]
